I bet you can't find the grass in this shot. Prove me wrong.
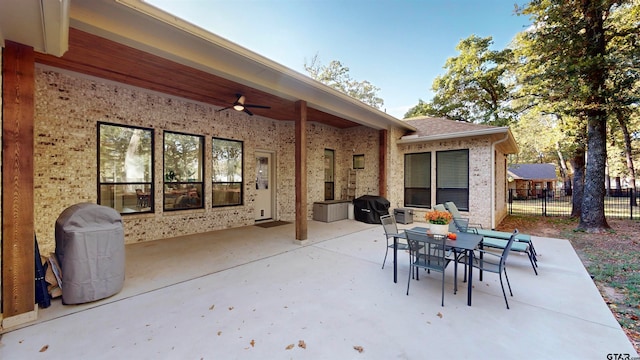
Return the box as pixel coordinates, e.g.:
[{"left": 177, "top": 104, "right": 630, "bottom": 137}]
[{"left": 509, "top": 197, "right": 640, "bottom": 219}]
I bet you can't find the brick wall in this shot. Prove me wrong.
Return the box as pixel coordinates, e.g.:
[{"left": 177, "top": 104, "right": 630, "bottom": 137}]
[
  {"left": 389, "top": 134, "right": 497, "bottom": 228},
  {"left": 32, "top": 67, "right": 381, "bottom": 254}
]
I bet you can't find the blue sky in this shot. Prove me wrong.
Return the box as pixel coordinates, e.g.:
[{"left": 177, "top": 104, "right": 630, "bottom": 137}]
[{"left": 146, "top": 0, "right": 530, "bottom": 118}]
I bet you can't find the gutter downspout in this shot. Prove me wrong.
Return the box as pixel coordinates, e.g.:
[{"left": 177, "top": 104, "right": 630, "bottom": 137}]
[{"left": 491, "top": 133, "right": 510, "bottom": 229}]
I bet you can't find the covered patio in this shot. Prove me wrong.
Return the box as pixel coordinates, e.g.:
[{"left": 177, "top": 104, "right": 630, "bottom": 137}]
[{"left": 1, "top": 220, "right": 636, "bottom": 358}]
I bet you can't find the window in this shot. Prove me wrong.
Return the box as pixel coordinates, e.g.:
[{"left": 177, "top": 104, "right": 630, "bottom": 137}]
[
  {"left": 164, "top": 131, "right": 204, "bottom": 210},
  {"left": 436, "top": 149, "right": 469, "bottom": 211},
  {"left": 212, "top": 137, "right": 243, "bottom": 207},
  {"left": 98, "top": 122, "right": 154, "bottom": 214},
  {"left": 353, "top": 154, "right": 365, "bottom": 169},
  {"left": 324, "top": 149, "right": 335, "bottom": 200},
  {"left": 404, "top": 152, "right": 431, "bottom": 208}
]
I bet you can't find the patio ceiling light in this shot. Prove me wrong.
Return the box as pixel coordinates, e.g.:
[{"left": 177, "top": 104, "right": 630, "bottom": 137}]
[{"left": 217, "top": 94, "right": 271, "bottom": 116}]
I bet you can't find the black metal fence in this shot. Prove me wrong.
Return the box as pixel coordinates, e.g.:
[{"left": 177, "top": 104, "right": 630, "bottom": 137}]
[{"left": 508, "top": 188, "right": 639, "bottom": 220}]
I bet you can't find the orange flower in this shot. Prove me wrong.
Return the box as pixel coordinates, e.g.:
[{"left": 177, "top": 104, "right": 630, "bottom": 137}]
[{"left": 425, "top": 210, "right": 453, "bottom": 225}]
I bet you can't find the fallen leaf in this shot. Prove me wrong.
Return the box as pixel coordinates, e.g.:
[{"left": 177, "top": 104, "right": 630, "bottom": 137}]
[
  {"left": 298, "top": 340, "right": 306, "bottom": 349},
  {"left": 228, "top": 307, "right": 234, "bottom": 311},
  {"left": 353, "top": 345, "right": 364, "bottom": 353},
  {"left": 39, "top": 345, "right": 49, "bottom": 352},
  {"left": 285, "top": 344, "right": 295, "bottom": 350},
  {"left": 217, "top": 331, "right": 222, "bottom": 336},
  {"left": 209, "top": 304, "right": 215, "bottom": 310},
  {"left": 437, "top": 312, "right": 443, "bottom": 318},
  {"left": 250, "top": 340, "right": 255, "bottom": 347}
]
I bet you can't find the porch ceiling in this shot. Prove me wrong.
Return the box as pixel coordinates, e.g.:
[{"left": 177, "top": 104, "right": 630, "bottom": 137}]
[{"left": 35, "top": 28, "right": 356, "bottom": 128}]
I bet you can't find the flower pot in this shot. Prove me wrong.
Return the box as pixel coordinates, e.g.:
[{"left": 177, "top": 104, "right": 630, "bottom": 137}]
[{"left": 429, "top": 223, "right": 449, "bottom": 236}]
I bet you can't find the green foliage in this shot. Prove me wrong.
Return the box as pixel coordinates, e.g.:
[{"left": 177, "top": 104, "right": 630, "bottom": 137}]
[
  {"left": 304, "top": 54, "right": 384, "bottom": 109},
  {"left": 404, "top": 35, "right": 515, "bottom": 126},
  {"left": 164, "top": 132, "right": 202, "bottom": 182}
]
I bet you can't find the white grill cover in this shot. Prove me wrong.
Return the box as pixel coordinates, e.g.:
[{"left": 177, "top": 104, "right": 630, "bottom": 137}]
[{"left": 55, "top": 203, "right": 125, "bottom": 304}]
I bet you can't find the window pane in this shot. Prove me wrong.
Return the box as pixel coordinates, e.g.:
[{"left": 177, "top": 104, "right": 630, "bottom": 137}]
[
  {"left": 212, "top": 138, "right": 243, "bottom": 182},
  {"left": 324, "top": 149, "right": 335, "bottom": 200},
  {"left": 436, "top": 149, "right": 469, "bottom": 210},
  {"left": 324, "top": 149, "right": 334, "bottom": 182},
  {"left": 164, "top": 183, "right": 203, "bottom": 209},
  {"left": 164, "top": 132, "right": 203, "bottom": 182},
  {"left": 405, "top": 188, "right": 431, "bottom": 208},
  {"left": 98, "top": 123, "right": 153, "bottom": 214},
  {"left": 404, "top": 152, "right": 431, "bottom": 207},
  {"left": 353, "top": 154, "right": 364, "bottom": 169},
  {"left": 164, "top": 131, "right": 204, "bottom": 211},
  {"left": 212, "top": 138, "right": 243, "bottom": 206},
  {"left": 212, "top": 183, "right": 242, "bottom": 206}
]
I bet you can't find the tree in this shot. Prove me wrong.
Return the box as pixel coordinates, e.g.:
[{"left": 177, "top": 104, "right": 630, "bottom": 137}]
[
  {"left": 604, "top": 0, "right": 640, "bottom": 204},
  {"left": 304, "top": 54, "right": 384, "bottom": 109},
  {"left": 404, "top": 35, "right": 515, "bottom": 126},
  {"left": 515, "top": 0, "right": 639, "bottom": 232}
]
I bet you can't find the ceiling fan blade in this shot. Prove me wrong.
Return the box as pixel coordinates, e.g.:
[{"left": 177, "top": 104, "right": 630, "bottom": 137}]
[
  {"left": 216, "top": 105, "right": 233, "bottom": 112},
  {"left": 244, "top": 104, "right": 271, "bottom": 109},
  {"left": 244, "top": 108, "right": 254, "bottom": 116}
]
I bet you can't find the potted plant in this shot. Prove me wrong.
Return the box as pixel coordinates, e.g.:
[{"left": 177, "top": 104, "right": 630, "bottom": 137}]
[{"left": 425, "top": 210, "right": 453, "bottom": 236}]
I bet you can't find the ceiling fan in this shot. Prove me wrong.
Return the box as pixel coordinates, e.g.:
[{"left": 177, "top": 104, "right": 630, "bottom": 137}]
[{"left": 217, "top": 94, "right": 271, "bottom": 116}]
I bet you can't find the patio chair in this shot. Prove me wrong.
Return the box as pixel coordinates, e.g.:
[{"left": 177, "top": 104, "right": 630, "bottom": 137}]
[
  {"left": 380, "top": 214, "right": 408, "bottom": 269},
  {"left": 444, "top": 201, "right": 538, "bottom": 259},
  {"left": 469, "top": 229, "right": 519, "bottom": 309},
  {"left": 453, "top": 217, "right": 538, "bottom": 275},
  {"left": 442, "top": 201, "right": 484, "bottom": 230},
  {"left": 405, "top": 229, "right": 457, "bottom": 306}
]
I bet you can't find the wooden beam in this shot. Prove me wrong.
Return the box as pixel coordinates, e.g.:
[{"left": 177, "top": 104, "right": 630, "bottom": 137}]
[
  {"left": 2, "top": 41, "right": 36, "bottom": 318},
  {"left": 379, "top": 129, "right": 388, "bottom": 198},
  {"left": 295, "top": 100, "right": 308, "bottom": 241}
]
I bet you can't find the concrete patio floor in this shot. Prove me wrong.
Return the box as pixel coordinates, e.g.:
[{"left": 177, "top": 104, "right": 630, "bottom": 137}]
[{"left": 1, "top": 219, "right": 637, "bottom": 359}]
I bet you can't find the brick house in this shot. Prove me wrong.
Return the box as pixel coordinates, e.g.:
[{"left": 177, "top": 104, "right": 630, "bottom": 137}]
[
  {"left": 508, "top": 163, "right": 558, "bottom": 199},
  {"left": 0, "top": 0, "right": 517, "bottom": 327}
]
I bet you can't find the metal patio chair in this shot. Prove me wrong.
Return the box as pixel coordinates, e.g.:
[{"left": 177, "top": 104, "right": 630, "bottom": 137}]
[{"left": 380, "top": 214, "right": 408, "bottom": 269}]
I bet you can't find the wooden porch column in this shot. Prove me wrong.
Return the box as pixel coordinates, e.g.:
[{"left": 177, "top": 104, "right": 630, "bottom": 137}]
[
  {"left": 294, "top": 100, "right": 308, "bottom": 241},
  {"left": 2, "top": 41, "right": 36, "bottom": 322},
  {"left": 379, "top": 129, "right": 388, "bottom": 198}
]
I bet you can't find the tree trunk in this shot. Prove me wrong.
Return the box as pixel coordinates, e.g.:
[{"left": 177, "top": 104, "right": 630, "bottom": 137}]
[
  {"left": 556, "top": 144, "right": 572, "bottom": 195},
  {"left": 577, "top": 0, "right": 609, "bottom": 232},
  {"left": 579, "top": 114, "right": 610, "bottom": 231},
  {"left": 605, "top": 160, "right": 611, "bottom": 197},
  {"left": 570, "top": 149, "right": 585, "bottom": 218},
  {"left": 615, "top": 109, "right": 637, "bottom": 206}
]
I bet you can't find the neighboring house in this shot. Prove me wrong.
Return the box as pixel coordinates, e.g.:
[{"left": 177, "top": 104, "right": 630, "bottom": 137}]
[
  {"left": 508, "top": 163, "right": 558, "bottom": 199},
  {"left": 0, "top": 0, "right": 517, "bottom": 326}
]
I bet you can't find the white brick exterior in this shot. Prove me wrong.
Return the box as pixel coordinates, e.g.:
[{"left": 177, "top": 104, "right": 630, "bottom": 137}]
[{"left": 32, "top": 68, "right": 383, "bottom": 254}]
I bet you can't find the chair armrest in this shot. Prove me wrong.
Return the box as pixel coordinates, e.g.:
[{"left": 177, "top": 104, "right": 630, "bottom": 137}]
[{"left": 473, "top": 249, "right": 502, "bottom": 259}]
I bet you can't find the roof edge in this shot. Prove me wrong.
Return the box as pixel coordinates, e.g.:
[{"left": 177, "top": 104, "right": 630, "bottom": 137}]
[{"left": 398, "top": 127, "right": 508, "bottom": 143}]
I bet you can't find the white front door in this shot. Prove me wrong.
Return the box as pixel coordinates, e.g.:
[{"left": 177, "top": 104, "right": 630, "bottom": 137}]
[{"left": 255, "top": 152, "right": 273, "bottom": 221}]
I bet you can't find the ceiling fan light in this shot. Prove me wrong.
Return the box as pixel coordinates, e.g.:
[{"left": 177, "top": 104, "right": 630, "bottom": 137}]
[{"left": 233, "top": 94, "right": 246, "bottom": 111}]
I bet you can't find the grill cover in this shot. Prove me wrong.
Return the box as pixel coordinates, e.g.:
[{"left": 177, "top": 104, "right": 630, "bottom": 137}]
[
  {"left": 55, "top": 203, "right": 125, "bottom": 304},
  {"left": 353, "top": 195, "right": 390, "bottom": 224}
]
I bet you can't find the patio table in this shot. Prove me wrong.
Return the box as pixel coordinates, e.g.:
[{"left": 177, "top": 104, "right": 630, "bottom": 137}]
[{"left": 394, "top": 227, "right": 483, "bottom": 306}]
